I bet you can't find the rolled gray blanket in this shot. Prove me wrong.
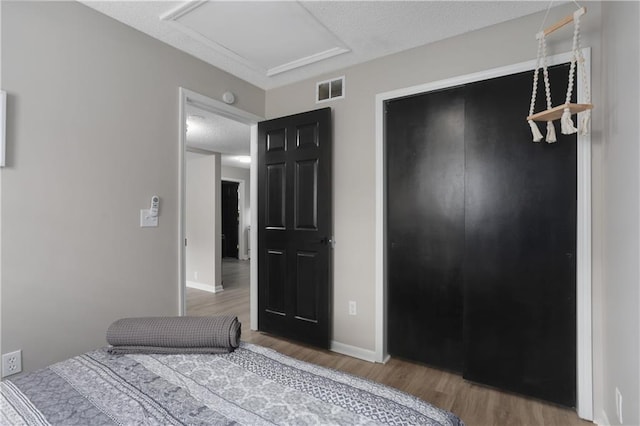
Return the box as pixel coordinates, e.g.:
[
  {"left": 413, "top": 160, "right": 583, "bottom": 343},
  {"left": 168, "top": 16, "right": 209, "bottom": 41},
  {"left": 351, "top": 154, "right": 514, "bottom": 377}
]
[{"left": 106, "top": 315, "right": 241, "bottom": 355}]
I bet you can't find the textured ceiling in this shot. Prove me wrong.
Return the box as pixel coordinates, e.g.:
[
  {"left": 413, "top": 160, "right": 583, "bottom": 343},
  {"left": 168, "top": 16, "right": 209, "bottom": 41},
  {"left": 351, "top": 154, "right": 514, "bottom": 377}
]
[
  {"left": 84, "top": 0, "right": 554, "bottom": 160},
  {"left": 185, "top": 104, "right": 250, "bottom": 154},
  {"left": 79, "top": 1, "right": 552, "bottom": 90},
  {"left": 185, "top": 103, "right": 251, "bottom": 168},
  {"left": 166, "top": 1, "right": 351, "bottom": 77}
]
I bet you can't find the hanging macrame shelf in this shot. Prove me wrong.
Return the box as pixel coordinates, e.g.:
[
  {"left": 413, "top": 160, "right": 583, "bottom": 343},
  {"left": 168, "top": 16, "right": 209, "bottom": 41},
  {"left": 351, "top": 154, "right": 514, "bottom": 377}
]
[
  {"left": 527, "top": 103, "right": 593, "bottom": 122},
  {"left": 527, "top": 6, "right": 594, "bottom": 142}
]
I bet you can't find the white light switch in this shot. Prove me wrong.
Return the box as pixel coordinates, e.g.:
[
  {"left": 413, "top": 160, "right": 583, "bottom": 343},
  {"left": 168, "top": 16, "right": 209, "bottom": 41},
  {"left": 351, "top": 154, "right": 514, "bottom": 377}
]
[{"left": 140, "top": 209, "right": 158, "bottom": 227}]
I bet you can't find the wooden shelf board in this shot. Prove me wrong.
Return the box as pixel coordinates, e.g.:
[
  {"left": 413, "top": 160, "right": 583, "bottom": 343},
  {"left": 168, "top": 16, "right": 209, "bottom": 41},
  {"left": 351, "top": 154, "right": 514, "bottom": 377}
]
[
  {"left": 540, "top": 7, "right": 586, "bottom": 38},
  {"left": 527, "top": 103, "right": 594, "bottom": 122}
]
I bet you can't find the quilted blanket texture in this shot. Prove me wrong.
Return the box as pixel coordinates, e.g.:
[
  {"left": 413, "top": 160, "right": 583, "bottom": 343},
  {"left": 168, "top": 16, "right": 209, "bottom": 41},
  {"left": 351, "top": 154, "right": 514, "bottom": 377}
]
[
  {"left": 1, "top": 343, "right": 463, "bottom": 425},
  {"left": 106, "top": 315, "right": 241, "bottom": 354}
]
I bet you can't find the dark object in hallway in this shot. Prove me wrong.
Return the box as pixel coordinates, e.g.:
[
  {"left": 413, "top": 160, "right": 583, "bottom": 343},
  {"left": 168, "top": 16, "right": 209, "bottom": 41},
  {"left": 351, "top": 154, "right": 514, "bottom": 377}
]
[{"left": 222, "top": 180, "right": 240, "bottom": 259}]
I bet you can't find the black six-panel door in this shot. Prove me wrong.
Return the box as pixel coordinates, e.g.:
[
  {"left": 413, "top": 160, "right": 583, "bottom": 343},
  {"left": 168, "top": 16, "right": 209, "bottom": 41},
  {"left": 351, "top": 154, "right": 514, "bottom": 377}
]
[
  {"left": 386, "top": 64, "right": 576, "bottom": 407},
  {"left": 258, "top": 108, "right": 332, "bottom": 349}
]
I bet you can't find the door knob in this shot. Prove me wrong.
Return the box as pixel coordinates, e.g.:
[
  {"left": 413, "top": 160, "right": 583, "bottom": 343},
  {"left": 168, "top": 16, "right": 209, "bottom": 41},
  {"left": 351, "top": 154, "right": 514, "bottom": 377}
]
[{"left": 310, "top": 237, "right": 335, "bottom": 247}]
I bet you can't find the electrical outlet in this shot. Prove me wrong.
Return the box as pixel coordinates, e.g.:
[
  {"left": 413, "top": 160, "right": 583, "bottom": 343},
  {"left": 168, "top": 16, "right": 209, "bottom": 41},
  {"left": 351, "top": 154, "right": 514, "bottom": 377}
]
[
  {"left": 2, "top": 350, "right": 22, "bottom": 377},
  {"left": 194, "top": 271, "right": 199, "bottom": 281},
  {"left": 349, "top": 301, "right": 357, "bottom": 316},
  {"left": 615, "top": 387, "right": 623, "bottom": 424}
]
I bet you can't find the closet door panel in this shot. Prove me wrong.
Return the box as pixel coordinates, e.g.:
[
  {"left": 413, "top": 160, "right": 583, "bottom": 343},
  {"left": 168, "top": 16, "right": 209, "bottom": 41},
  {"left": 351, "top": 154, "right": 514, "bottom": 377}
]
[
  {"left": 463, "top": 65, "right": 577, "bottom": 406},
  {"left": 386, "top": 89, "right": 465, "bottom": 371}
]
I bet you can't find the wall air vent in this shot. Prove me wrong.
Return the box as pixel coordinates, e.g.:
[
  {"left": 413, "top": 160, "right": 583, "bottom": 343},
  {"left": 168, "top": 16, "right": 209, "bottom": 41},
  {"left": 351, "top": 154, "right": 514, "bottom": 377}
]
[{"left": 316, "top": 76, "right": 345, "bottom": 103}]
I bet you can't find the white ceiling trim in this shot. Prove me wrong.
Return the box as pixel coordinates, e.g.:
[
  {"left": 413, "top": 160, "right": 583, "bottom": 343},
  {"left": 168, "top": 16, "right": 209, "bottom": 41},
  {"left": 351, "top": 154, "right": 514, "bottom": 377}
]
[
  {"left": 267, "top": 46, "right": 349, "bottom": 77},
  {"left": 161, "top": 0, "right": 351, "bottom": 78},
  {"left": 79, "top": 1, "right": 558, "bottom": 90},
  {"left": 161, "top": 1, "right": 266, "bottom": 74},
  {"left": 159, "top": 0, "right": 203, "bottom": 21}
]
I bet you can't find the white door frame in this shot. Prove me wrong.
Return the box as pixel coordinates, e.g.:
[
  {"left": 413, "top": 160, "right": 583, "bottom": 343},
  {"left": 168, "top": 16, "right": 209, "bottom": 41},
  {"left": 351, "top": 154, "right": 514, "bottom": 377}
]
[
  {"left": 374, "top": 50, "right": 593, "bottom": 420},
  {"left": 179, "top": 87, "right": 262, "bottom": 331}
]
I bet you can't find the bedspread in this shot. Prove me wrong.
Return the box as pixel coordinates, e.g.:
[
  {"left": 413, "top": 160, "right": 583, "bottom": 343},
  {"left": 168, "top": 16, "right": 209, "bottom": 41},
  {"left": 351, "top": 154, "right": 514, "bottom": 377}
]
[{"left": 1, "top": 342, "right": 463, "bottom": 426}]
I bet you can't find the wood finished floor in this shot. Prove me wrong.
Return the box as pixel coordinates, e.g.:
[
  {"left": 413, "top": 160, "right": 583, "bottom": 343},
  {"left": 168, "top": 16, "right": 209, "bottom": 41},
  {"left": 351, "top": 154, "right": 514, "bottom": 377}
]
[{"left": 187, "top": 259, "right": 592, "bottom": 426}]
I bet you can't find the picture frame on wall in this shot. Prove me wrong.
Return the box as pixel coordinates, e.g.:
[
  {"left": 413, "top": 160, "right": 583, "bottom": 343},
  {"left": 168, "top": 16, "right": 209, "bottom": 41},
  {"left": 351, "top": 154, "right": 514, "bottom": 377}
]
[{"left": 1, "top": 90, "right": 5, "bottom": 167}]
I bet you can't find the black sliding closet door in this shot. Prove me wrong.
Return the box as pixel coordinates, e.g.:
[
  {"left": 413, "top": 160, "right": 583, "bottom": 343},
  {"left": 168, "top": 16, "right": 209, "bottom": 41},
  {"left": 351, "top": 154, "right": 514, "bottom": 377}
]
[
  {"left": 463, "top": 65, "right": 576, "bottom": 407},
  {"left": 387, "top": 87, "right": 466, "bottom": 372},
  {"left": 386, "top": 64, "right": 576, "bottom": 407}
]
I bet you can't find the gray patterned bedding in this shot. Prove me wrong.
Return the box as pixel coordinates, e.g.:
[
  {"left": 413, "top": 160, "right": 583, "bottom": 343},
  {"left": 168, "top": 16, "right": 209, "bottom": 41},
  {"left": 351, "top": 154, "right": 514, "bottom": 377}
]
[{"left": 1, "top": 342, "right": 463, "bottom": 425}]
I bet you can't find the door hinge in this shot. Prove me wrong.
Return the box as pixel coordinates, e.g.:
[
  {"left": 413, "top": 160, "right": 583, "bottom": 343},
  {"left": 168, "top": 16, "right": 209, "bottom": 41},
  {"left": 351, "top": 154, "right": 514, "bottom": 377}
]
[{"left": 185, "top": 238, "right": 187, "bottom": 247}]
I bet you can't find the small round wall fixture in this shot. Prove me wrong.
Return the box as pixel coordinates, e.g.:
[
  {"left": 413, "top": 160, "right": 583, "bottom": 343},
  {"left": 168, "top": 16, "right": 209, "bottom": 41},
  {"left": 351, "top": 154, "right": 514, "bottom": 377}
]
[{"left": 222, "top": 91, "right": 236, "bottom": 104}]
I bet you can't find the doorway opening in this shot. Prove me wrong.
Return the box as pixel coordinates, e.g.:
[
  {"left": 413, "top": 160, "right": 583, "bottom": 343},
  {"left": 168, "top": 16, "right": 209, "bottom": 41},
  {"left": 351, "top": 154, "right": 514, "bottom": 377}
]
[{"left": 179, "top": 88, "right": 262, "bottom": 330}]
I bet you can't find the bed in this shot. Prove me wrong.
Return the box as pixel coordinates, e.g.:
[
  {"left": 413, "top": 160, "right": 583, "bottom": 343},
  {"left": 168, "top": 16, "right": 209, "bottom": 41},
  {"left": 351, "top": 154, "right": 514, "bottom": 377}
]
[
  {"left": 3, "top": 316, "right": 462, "bottom": 425},
  {"left": 1, "top": 342, "right": 463, "bottom": 425}
]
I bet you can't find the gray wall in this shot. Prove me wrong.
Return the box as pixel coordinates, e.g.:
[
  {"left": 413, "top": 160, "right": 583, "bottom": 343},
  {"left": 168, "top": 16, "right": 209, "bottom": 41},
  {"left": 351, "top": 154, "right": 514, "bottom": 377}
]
[
  {"left": 0, "top": 1, "right": 264, "bottom": 372},
  {"left": 601, "top": 2, "right": 640, "bottom": 424},
  {"left": 186, "top": 154, "right": 218, "bottom": 290},
  {"left": 1, "top": 1, "right": 638, "bottom": 423},
  {"left": 266, "top": 0, "right": 603, "bottom": 352}
]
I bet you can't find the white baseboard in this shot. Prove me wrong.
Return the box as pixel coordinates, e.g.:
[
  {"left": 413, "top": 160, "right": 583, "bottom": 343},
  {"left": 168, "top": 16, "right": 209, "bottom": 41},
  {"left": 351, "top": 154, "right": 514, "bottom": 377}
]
[
  {"left": 595, "top": 409, "right": 611, "bottom": 426},
  {"left": 330, "top": 341, "right": 379, "bottom": 363},
  {"left": 186, "top": 281, "right": 223, "bottom": 293}
]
